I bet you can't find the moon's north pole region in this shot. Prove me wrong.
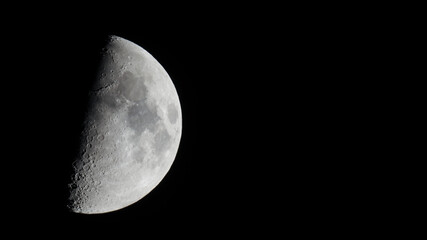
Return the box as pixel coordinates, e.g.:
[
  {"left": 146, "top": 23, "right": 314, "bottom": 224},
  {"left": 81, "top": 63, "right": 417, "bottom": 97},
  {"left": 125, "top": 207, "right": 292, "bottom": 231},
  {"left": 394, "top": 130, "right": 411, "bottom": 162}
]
[{"left": 67, "top": 35, "right": 182, "bottom": 214}]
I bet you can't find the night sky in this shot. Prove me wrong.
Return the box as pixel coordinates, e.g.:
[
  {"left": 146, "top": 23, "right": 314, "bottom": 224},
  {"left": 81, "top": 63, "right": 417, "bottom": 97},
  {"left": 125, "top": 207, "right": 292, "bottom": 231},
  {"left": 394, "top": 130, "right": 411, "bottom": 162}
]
[{"left": 2, "top": 5, "right": 379, "bottom": 237}]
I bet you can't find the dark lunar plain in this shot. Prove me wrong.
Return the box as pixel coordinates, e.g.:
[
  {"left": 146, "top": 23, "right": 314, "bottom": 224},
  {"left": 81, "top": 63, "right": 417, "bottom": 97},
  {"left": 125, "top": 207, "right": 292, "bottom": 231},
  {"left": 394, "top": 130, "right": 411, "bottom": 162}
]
[{"left": 0, "top": 6, "right": 388, "bottom": 238}]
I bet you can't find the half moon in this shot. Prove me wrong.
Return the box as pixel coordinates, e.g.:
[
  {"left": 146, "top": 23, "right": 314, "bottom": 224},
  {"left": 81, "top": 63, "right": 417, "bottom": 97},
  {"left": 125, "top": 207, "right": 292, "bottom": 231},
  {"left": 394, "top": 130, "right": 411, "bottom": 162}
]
[{"left": 67, "top": 35, "right": 182, "bottom": 214}]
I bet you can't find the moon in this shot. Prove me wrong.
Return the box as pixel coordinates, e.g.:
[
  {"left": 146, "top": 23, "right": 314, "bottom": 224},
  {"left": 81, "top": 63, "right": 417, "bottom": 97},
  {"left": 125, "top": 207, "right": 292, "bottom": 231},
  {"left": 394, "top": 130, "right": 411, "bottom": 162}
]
[{"left": 67, "top": 35, "right": 182, "bottom": 214}]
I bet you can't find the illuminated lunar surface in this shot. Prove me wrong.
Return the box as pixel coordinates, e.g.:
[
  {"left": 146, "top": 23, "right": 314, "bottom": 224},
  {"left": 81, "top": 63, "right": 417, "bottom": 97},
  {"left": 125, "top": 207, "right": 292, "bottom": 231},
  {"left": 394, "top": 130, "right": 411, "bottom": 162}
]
[{"left": 67, "top": 36, "right": 182, "bottom": 214}]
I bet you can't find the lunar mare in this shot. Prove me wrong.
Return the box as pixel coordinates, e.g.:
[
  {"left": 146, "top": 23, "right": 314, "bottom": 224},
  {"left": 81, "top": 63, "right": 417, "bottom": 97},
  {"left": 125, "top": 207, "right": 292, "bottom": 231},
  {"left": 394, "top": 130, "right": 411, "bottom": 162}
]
[{"left": 67, "top": 36, "right": 182, "bottom": 214}]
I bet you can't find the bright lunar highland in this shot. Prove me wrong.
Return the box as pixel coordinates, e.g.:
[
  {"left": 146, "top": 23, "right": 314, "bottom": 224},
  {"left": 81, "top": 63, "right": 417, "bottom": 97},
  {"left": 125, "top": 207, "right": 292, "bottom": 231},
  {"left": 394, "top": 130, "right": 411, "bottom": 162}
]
[{"left": 67, "top": 36, "right": 182, "bottom": 214}]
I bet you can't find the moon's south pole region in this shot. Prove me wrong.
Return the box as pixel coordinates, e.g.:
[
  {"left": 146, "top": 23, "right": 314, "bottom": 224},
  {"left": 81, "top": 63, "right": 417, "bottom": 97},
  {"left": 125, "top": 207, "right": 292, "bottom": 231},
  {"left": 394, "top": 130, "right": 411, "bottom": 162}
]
[{"left": 67, "top": 36, "right": 182, "bottom": 214}]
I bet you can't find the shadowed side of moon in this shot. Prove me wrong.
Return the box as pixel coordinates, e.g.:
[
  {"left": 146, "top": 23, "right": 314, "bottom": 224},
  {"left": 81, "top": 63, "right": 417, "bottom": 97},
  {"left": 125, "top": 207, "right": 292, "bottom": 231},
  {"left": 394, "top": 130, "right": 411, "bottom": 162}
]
[{"left": 67, "top": 36, "right": 182, "bottom": 214}]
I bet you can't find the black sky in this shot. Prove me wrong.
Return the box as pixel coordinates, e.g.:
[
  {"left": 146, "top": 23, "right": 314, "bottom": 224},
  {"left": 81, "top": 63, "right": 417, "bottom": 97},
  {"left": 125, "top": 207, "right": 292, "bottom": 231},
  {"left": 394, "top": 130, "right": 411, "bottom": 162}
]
[{"left": 1, "top": 5, "right": 386, "bottom": 236}]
